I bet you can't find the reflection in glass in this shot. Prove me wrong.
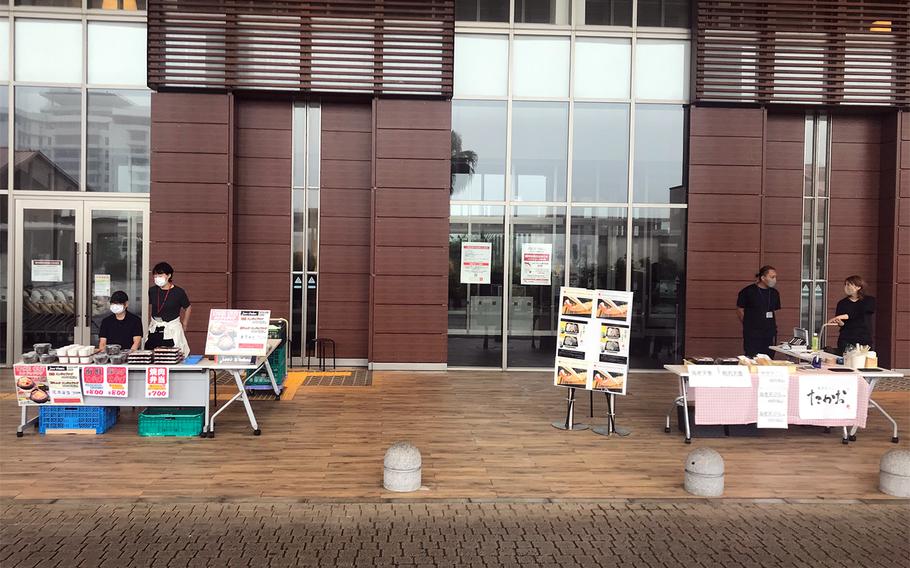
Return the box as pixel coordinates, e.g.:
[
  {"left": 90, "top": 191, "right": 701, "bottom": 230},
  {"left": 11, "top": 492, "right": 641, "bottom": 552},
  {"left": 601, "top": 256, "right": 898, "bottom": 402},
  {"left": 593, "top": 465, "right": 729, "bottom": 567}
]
[
  {"left": 15, "top": 87, "right": 81, "bottom": 191},
  {"left": 508, "top": 206, "right": 566, "bottom": 367},
  {"left": 515, "top": 0, "right": 571, "bottom": 24},
  {"left": 633, "top": 104, "right": 685, "bottom": 203},
  {"left": 814, "top": 114, "right": 828, "bottom": 196},
  {"left": 307, "top": 189, "right": 319, "bottom": 272},
  {"left": 455, "top": 0, "right": 509, "bottom": 22},
  {"left": 803, "top": 116, "right": 814, "bottom": 197},
  {"left": 88, "top": 22, "right": 147, "bottom": 86},
  {"left": 454, "top": 35, "right": 509, "bottom": 98},
  {"left": 292, "top": 105, "right": 306, "bottom": 187},
  {"left": 801, "top": 200, "right": 812, "bottom": 280},
  {"left": 15, "top": 0, "right": 80, "bottom": 6},
  {"left": 815, "top": 198, "right": 827, "bottom": 280},
  {"left": 449, "top": 205, "right": 505, "bottom": 367},
  {"left": 89, "top": 0, "right": 148, "bottom": 9},
  {"left": 813, "top": 282, "right": 826, "bottom": 335},
  {"left": 582, "top": 0, "right": 632, "bottom": 26},
  {"left": 22, "top": 208, "right": 77, "bottom": 350},
  {"left": 800, "top": 282, "right": 811, "bottom": 330},
  {"left": 0, "top": 20, "right": 8, "bottom": 82},
  {"left": 573, "top": 38, "right": 631, "bottom": 99},
  {"left": 86, "top": 90, "right": 150, "bottom": 193},
  {"left": 307, "top": 105, "right": 320, "bottom": 187},
  {"left": 570, "top": 207, "right": 627, "bottom": 291},
  {"left": 513, "top": 36, "right": 570, "bottom": 98},
  {"left": 292, "top": 188, "right": 305, "bottom": 272},
  {"left": 452, "top": 100, "right": 506, "bottom": 201},
  {"left": 629, "top": 208, "right": 685, "bottom": 368},
  {"left": 511, "top": 102, "right": 568, "bottom": 202},
  {"left": 572, "top": 103, "right": 629, "bottom": 203},
  {"left": 0, "top": 88, "right": 7, "bottom": 190},
  {"left": 89, "top": 210, "right": 144, "bottom": 345},
  {"left": 635, "top": 39, "right": 689, "bottom": 101},
  {"left": 15, "top": 19, "right": 83, "bottom": 84},
  {"left": 637, "top": 0, "right": 691, "bottom": 28},
  {"left": 0, "top": 200, "right": 6, "bottom": 364}
]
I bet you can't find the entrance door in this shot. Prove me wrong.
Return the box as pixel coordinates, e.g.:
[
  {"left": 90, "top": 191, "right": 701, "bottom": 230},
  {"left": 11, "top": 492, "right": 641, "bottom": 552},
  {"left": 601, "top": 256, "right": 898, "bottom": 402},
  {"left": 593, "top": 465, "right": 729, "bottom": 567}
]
[{"left": 14, "top": 199, "right": 149, "bottom": 356}]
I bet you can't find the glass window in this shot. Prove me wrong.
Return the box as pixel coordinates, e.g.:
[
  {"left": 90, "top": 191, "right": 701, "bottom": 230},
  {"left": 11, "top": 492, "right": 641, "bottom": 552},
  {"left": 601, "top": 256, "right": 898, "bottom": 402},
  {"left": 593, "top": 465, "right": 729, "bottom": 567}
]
[
  {"left": 629, "top": 207, "right": 685, "bottom": 368},
  {"left": 452, "top": 100, "right": 507, "bottom": 201},
  {"left": 570, "top": 207, "right": 627, "bottom": 291},
  {"left": 86, "top": 89, "right": 151, "bottom": 193},
  {"left": 573, "top": 38, "right": 631, "bottom": 99},
  {"left": 455, "top": 0, "right": 509, "bottom": 22},
  {"left": 508, "top": 205, "right": 566, "bottom": 368},
  {"left": 88, "top": 22, "right": 147, "bottom": 86},
  {"left": 511, "top": 101, "right": 568, "bottom": 202},
  {"left": 89, "top": 0, "right": 148, "bottom": 9},
  {"left": 15, "top": 1, "right": 80, "bottom": 6},
  {"left": 307, "top": 104, "right": 320, "bottom": 188},
  {"left": 0, "top": 89, "right": 7, "bottom": 190},
  {"left": 513, "top": 36, "right": 570, "bottom": 98},
  {"left": 454, "top": 35, "right": 509, "bottom": 98},
  {"left": 635, "top": 39, "right": 689, "bottom": 101},
  {"left": 633, "top": 104, "right": 685, "bottom": 204},
  {"left": 0, "top": 199, "right": 6, "bottom": 365},
  {"left": 572, "top": 103, "right": 629, "bottom": 203},
  {"left": 307, "top": 188, "right": 318, "bottom": 272},
  {"left": 515, "top": 0, "right": 571, "bottom": 25},
  {"left": 14, "top": 87, "right": 82, "bottom": 191},
  {"left": 292, "top": 188, "right": 305, "bottom": 271},
  {"left": 449, "top": 204, "right": 506, "bottom": 367},
  {"left": 15, "top": 19, "right": 83, "bottom": 84},
  {"left": 0, "top": 20, "right": 8, "bottom": 82},
  {"left": 292, "top": 105, "right": 306, "bottom": 187},
  {"left": 638, "top": 0, "right": 691, "bottom": 28},
  {"left": 580, "top": 0, "right": 632, "bottom": 26}
]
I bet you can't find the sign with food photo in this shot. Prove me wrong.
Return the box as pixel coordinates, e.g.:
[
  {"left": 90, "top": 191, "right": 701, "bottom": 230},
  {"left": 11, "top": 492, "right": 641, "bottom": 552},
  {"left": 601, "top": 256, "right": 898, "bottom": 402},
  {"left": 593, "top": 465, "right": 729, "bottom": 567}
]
[
  {"left": 204, "top": 309, "right": 271, "bottom": 356},
  {"left": 554, "top": 358, "right": 590, "bottom": 388},
  {"left": 14, "top": 364, "right": 50, "bottom": 406},
  {"left": 591, "top": 364, "right": 627, "bottom": 395},
  {"left": 596, "top": 290, "right": 633, "bottom": 326}
]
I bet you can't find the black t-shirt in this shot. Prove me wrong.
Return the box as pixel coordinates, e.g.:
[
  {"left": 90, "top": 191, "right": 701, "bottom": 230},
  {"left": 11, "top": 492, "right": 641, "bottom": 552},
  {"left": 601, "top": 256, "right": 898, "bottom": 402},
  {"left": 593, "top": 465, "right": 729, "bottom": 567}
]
[
  {"left": 148, "top": 285, "right": 191, "bottom": 322},
  {"left": 835, "top": 295, "right": 875, "bottom": 346},
  {"left": 737, "top": 283, "right": 781, "bottom": 338},
  {"left": 99, "top": 311, "right": 144, "bottom": 348}
]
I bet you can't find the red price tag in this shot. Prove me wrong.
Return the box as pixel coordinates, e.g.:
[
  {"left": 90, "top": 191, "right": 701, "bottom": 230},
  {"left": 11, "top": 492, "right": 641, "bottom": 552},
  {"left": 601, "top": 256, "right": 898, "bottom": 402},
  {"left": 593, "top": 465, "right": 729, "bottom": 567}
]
[{"left": 82, "top": 366, "right": 104, "bottom": 384}]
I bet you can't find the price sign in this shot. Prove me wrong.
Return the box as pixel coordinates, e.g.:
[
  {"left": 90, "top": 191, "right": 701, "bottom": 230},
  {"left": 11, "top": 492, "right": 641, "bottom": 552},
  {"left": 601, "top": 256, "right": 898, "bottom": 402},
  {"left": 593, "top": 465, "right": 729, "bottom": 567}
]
[
  {"left": 145, "top": 366, "right": 169, "bottom": 399},
  {"left": 105, "top": 366, "right": 128, "bottom": 398},
  {"left": 82, "top": 366, "right": 106, "bottom": 396}
]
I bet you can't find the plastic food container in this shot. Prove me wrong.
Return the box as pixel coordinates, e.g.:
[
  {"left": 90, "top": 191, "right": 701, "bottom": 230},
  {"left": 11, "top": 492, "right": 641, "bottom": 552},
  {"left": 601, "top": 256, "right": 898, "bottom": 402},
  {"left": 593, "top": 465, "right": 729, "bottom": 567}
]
[
  {"left": 105, "top": 344, "right": 121, "bottom": 355},
  {"left": 33, "top": 343, "right": 52, "bottom": 355},
  {"left": 59, "top": 356, "right": 70, "bottom": 364},
  {"left": 39, "top": 353, "right": 57, "bottom": 364},
  {"left": 21, "top": 352, "right": 39, "bottom": 364},
  {"left": 79, "top": 346, "right": 94, "bottom": 357},
  {"left": 66, "top": 346, "right": 81, "bottom": 357},
  {"left": 79, "top": 356, "right": 91, "bottom": 364},
  {"left": 93, "top": 353, "right": 109, "bottom": 364},
  {"left": 109, "top": 353, "right": 128, "bottom": 364}
]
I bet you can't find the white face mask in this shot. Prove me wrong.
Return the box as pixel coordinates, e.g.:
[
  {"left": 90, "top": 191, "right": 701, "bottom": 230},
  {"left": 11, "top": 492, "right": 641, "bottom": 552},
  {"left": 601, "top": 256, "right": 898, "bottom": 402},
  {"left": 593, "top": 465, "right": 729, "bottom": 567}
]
[
  {"left": 154, "top": 276, "right": 168, "bottom": 287},
  {"left": 110, "top": 304, "right": 125, "bottom": 315},
  {"left": 765, "top": 277, "right": 777, "bottom": 288}
]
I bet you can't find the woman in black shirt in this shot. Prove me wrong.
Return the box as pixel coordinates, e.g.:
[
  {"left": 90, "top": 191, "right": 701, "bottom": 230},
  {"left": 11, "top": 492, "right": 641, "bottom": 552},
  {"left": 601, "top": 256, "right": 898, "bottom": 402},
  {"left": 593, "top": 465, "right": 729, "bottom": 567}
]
[
  {"left": 828, "top": 275, "right": 875, "bottom": 352},
  {"left": 146, "top": 262, "right": 192, "bottom": 354}
]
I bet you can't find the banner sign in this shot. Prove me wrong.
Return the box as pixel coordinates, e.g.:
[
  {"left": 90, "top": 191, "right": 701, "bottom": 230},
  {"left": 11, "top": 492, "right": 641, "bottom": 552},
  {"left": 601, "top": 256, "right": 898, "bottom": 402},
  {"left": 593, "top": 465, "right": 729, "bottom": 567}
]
[
  {"left": 520, "top": 243, "right": 552, "bottom": 285},
  {"left": 460, "top": 242, "right": 492, "bottom": 284},
  {"left": 46, "top": 366, "right": 84, "bottom": 404},
  {"left": 145, "top": 366, "right": 169, "bottom": 399},
  {"left": 756, "top": 366, "right": 789, "bottom": 428},
  {"left": 14, "top": 364, "right": 49, "bottom": 406},
  {"left": 798, "top": 375, "right": 858, "bottom": 420},
  {"left": 205, "top": 309, "right": 271, "bottom": 356}
]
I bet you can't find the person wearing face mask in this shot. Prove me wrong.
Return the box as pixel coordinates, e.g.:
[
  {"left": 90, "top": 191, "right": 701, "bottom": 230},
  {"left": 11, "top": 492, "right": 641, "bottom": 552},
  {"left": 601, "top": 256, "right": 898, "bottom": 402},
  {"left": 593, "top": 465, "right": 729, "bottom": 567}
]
[
  {"left": 828, "top": 275, "right": 875, "bottom": 353},
  {"left": 145, "top": 262, "right": 192, "bottom": 355},
  {"left": 736, "top": 265, "right": 781, "bottom": 357},
  {"left": 97, "top": 290, "right": 143, "bottom": 352}
]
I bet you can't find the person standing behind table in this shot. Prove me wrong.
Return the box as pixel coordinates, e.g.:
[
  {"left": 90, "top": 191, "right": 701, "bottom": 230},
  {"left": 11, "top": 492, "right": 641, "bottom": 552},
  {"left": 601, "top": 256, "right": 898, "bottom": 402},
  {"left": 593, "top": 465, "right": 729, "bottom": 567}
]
[
  {"left": 827, "top": 275, "right": 875, "bottom": 353},
  {"left": 736, "top": 265, "right": 782, "bottom": 357},
  {"left": 145, "top": 262, "right": 192, "bottom": 356},
  {"left": 97, "top": 290, "right": 143, "bottom": 352}
]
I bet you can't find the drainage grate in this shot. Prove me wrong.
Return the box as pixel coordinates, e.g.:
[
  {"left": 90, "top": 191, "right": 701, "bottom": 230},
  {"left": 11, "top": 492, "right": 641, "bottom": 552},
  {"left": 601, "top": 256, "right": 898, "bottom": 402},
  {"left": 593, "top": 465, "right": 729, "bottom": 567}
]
[{"left": 303, "top": 371, "right": 372, "bottom": 387}]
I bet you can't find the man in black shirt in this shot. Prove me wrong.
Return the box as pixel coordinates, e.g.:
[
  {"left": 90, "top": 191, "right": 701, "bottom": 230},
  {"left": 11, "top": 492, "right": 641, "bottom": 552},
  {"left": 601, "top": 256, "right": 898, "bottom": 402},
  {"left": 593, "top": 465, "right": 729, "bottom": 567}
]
[
  {"left": 736, "top": 265, "right": 781, "bottom": 357},
  {"left": 98, "top": 291, "right": 143, "bottom": 351}
]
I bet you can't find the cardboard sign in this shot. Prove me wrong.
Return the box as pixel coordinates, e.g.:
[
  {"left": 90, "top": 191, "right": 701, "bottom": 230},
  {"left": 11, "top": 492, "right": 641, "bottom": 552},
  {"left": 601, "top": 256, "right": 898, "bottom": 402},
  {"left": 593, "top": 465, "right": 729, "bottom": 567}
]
[
  {"left": 31, "top": 259, "right": 63, "bottom": 282},
  {"left": 14, "top": 364, "right": 49, "bottom": 406},
  {"left": 460, "top": 242, "right": 492, "bottom": 284},
  {"left": 145, "top": 366, "right": 169, "bottom": 399},
  {"left": 204, "top": 309, "right": 271, "bottom": 356},
  {"left": 799, "top": 375, "right": 858, "bottom": 420},
  {"left": 46, "top": 366, "right": 84, "bottom": 404},
  {"left": 520, "top": 243, "right": 552, "bottom": 285},
  {"left": 757, "top": 366, "right": 789, "bottom": 428}
]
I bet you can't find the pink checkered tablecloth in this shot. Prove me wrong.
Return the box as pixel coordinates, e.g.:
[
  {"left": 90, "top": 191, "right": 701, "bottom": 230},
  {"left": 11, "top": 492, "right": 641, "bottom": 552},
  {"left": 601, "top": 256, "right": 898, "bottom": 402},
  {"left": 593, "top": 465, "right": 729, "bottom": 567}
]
[{"left": 691, "top": 374, "right": 869, "bottom": 427}]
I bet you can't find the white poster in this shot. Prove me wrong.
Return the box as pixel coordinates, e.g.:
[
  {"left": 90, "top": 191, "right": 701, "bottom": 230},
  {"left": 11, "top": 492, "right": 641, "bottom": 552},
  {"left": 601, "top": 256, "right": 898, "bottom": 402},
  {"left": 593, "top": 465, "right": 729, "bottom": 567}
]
[
  {"left": 31, "top": 260, "right": 63, "bottom": 282},
  {"left": 520, "top": 243, "right": 552, "bottom": 285},
  {"left": 687, "top": 365, "right": 752, "bottom": 388},
  {"left": 145, "top": 366, "right": 169, "bottom": 399},
  {"left": 591, "top": 362, "right": 628, "bottom": 395},
  {"left": 46, "top": 366, "right": 83, "bottom": 404},
  {"left": 757, "top": 366, "right": 789, "bottom": 429},
  {"left": 205, "top": 309, "right": 271, "bottom": 356},
  {"left": 94, "top": 274, "right": 111, "bottom": 297},
  {"left": 460, "top": 242, "right": 492, "bottom": 284},
  {"left": 799, "top": 375, "right": 858, "bottom": 420},
  {"left": 83, "top": 366, "right": 128, "bottom": 398},
  {"left": 596, "top": 290, "right": 633, "bottom": 326}
]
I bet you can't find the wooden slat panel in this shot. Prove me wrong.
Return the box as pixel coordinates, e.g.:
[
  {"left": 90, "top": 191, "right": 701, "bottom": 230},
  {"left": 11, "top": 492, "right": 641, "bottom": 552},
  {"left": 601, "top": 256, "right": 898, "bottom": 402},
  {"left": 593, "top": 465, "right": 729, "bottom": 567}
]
[
  {"left": 688, "top": 194, "right": 761, "bottom": 224},
  {"left": 762, "top": 197, "right": 803, "bottom": 225},
  {"left": 152, "top": 152, "right": 228, "bottom": 184},
  {"left": 688, "top": 251, "right": 759, "bottom": 278},
  {"left": 320, "top": 245, "right": 370, "bottom": 274},
  {"left": 315, "top": 302, "right": 370, "bottom": 330},
  {"left": 766, "top": 114, "right": 805, "bottom": 142},
  {"left": 376, "top": 99, "right": 452, "bottom": 130},
  {"left": 322, "top": 131, "right": 372, "bottom": 161},
  {"left": 377, "top": 129, "right": 451, "bottom": 160},
  {"left": 372, "top": 333, "right": 447, "bottom": 362},
  {"left": 763, "top": 168, "right": 803, "bottom": 197},
  {"left": 151, "top": 242, "right": 227, "bottom": 273},
  {"left": 235, "top": 129, "right": 293, "bottom": 159},
  {"left": 829, "top": 198, "right": 880, "bottom": 227},
  {"left": 688, "top": 165, "right": 762, "bottom": 195},
  {"left": 376, "top": 158, "right": 450, "bottom": 189},
  {"left": 321, "top": 160, "right": 372, "bottom": 189},
  {"left": 234, "top": 273, "right": 290, "bottom": 301},
  {"left": 830, "top": 170, "right": 881, "bottom": 198},
  {"left": 690, "top": 107, "right": 764, "bottom": 137},
  {"left": 150, "top": 213, "right": 229, "bottom": 243},
  {"left": 234, "top": 214, "right": 292, "bottom": 245},
  {"left": 375, "top": 188, "right": 448, "bottom": 218},
  {"left": 373, "top": 306, "right": 446, "bottom": 334},
  {"left": 686, "top": 280, "right": 759, "bottom": 310},
  {"left": 233, "top": 300, "right": 290, "bottom": 321},
  {"left": 312, "top": 327, "right": 368, "bottom": 358},
  {"left": 687, "top": 223, "right": 761, "bottom": 252},
  {"left": 375, "top": 246, "right": 448, "bottom": 276},
  {"left": 764, "top": 142, "right": 805, "bottom": 171},
  {"left": 236, "top": 186, "right": 291, "bottom": 217},
  {"left": 374, "top": 275, "right": 447, "bottom": 305},
  {"left": 151, "top": 183, "right": 229, "bottom": 214},
  {"left": 234, "top": 157, "right": 291, "bottom": 188},
  {"left": 689, "top": 136, "right": 763, "bottom": 166},
  {"left": 321, "top": 188, "right": 371, "bottom": 218},
  {"left": 762, "top": 225, "right": 802, "bottom": 253},
  {"left": 233, "top": 244, "right": 291, "bottom": 274},
  {"left": 175, "top": 272, "right": 228, "bottom": 304},
  {"left": 322, "top": 103, "right": 372, "bottom": 133},
  {"left": 375, "top": 217, "right": 448, "bottom": 248},
  {"left": 151, "top": 92, "right": 228, "bottom": 124},
  {"left": 320, "top": 216, "right": 371, "bottom": 247},
  {"left": 152, "top": 123, "right": 229, "bottom": 154},
  {"left": 318, "top": 274, "right": 370, "bottom": 302},
  {"left": 236, "top": 100, "right": 292, "bottom": 130},
  {"left": 831, "top": 142, "right": 881, "bottom": 171}
]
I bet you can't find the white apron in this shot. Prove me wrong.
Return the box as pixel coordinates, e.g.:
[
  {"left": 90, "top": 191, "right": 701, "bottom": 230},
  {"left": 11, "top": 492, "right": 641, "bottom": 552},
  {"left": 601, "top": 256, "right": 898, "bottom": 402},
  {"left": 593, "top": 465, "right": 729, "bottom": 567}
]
[{"left": 148, "top": 317, "right": 190, "bottom": 357}]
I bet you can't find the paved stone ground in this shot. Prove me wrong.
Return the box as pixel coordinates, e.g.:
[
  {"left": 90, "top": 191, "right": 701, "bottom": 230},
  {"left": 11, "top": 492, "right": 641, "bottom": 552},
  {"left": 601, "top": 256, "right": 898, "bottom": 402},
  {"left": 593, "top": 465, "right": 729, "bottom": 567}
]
[{"left": 1, "top": 500, "right": 907, "bottom": 568}]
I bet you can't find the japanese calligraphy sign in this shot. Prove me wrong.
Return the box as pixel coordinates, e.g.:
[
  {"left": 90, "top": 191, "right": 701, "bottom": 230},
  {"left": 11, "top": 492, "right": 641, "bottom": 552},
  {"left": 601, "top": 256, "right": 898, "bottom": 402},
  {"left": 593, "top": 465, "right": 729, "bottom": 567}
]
[
  {"left": 83, "top": 366, "right": 128, "bottom": 398},
  {"left": 145, "top": 366, "right": 169, "bottom": 399},
  {"left": 798, "top": 375, "right": 858, "bottom": 420}
]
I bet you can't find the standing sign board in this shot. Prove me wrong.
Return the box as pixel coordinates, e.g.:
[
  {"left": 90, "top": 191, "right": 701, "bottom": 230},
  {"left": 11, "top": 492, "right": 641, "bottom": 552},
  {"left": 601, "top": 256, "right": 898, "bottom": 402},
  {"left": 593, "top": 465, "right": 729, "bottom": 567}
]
[
  {"left": 204, "top": 309, "right": 271, "bottom": 357},
  {"left": 554, "top": 287, "right": 633, "bottom": 395}
]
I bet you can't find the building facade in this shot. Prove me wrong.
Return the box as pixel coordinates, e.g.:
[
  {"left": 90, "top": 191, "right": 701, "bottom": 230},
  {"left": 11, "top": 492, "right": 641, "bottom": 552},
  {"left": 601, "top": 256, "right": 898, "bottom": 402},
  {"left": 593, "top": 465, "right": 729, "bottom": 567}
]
[{"left": 1, "top": 0, "right": 908, "bottom": 370}]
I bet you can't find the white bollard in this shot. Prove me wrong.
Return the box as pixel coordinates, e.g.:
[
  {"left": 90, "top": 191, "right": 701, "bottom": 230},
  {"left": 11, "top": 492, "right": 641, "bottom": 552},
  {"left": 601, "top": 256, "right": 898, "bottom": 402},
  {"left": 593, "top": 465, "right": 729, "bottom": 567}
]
[
  {"left": 684, "top": 447, "right": 724, "bottom": 497},
  {"left": 383, "top": 442, "right": 422, "bottom": 492},
  {"left": 879, "top": 449, "right": 910, "bottom": 497}
]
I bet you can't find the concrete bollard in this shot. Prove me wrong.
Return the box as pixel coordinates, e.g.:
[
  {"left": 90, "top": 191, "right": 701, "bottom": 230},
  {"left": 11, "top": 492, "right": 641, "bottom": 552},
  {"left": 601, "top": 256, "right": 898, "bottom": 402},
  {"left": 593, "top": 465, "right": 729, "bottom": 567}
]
[
  {"left": 879, "top": 449, "right": 910, "bottom": 497},
  {"left": 684, "top": 447, "right": 724, "bottom": 497},
  {"left": 383, "top": 442, "right": 422, "bottom": 492}
]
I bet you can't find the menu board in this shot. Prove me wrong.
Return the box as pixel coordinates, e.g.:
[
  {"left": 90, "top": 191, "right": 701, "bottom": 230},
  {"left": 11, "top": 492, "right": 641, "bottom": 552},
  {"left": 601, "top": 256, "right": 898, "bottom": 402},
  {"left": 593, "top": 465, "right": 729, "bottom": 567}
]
[
  {"left": 46, "top": 366, "right": 84, "bottom": 404},
  {"left": 14, "top": 364, "right": 50, "bottom": 406},
  {"left": 554, "top": 287, "right": 633, "bottom": 395},
  {"left": 204, "top": 309, "right": 271, "bottom": 356}
]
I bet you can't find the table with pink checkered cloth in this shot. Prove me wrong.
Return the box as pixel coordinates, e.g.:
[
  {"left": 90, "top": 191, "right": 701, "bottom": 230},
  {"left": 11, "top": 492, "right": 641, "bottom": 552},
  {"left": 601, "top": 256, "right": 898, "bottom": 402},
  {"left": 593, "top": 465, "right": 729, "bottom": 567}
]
[{"left": 691, "top": 374, "right": 869, "bottom": 427}]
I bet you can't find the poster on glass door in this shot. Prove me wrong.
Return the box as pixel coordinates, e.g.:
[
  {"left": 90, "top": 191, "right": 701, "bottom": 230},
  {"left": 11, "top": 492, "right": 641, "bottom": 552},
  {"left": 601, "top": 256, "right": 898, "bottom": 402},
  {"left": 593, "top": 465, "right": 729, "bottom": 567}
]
[
  {"left": 460, "top": 242, "right": 492, "bottom": 284},
  {"left": 554, "top": 287, "right": 633, "bottom": 395},
  {"left": 520, "top": 243, "right": 552, "bottom": 285}
]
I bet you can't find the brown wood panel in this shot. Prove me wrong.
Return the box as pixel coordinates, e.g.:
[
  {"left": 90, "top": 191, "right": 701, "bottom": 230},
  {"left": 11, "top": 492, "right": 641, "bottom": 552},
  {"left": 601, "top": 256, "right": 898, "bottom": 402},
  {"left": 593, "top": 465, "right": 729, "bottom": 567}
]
[
  {"left": 321, "top": 188, "right": 371, "bottom": 218},
  {"left": 903, "top": 114, "right": 910, "bottom": 141},
  {"left": 828, "top": 254, "right": 879, "bottom": 284},
  {"left": 377, "top": 99, "right": 451, "bottom": 131},
  {"left": 321, "top": 160, "right": 372, "bottom": 189},
  {"left": 690, "top": 107, "right": 763, "bottom": 137},
  {"left": 687, "top": 223, "right": 760, "bottom": 252},
  {"left": 235, "top": 100, "right": 292, "bottom": 130},
  {"left": 377, "top": 129, "right": 451, "bottom": 160},
  {"left": 372, "top": 333, "right": 447, "bottom": 362},
  {"left": 151, "top": 242, "right": 227, "bottom": 273},
  {"left": 322, "top": 103, "right": 372, "bottom": 133},
  {"left": 900, "top": 201, "right": 910, "bottom": 227},
  {"left": 150, "top": 212, "right": 229, "bottom": 243},
  {"left": 897, "top": 284, "right": 910, "bottom": 313},
  {"left": 151, "top": 92, "right": 229, "bottom": 124},
  {"left": 830, "top": 170, "right": 881, "bottom": 198},
  {"left": 311, "top": 327, "right": 368, "bottom": 358},
  {"left": 902, "top": 169, "right": 910, "bottom": 198},
  {"left": 182, "top": 302, "right": 225, "bottom": 334},
  {"left": 765, "top": 114, "right": 805, "bottom": 142},
  {"left": 375, "top": 247, "right": 448, "bottom": 276},
  {"left": 373, "top": 306, "right": 446, "bottom": 334},
  {"left": 234, "top": 214, "right": 292, "bottom": 245},
  {"left": 901, "top": 141, "right": 910, "bottom": 171},
  {"left": 150, "top": 183, "right": 229, "bottom": 214},
  {"left": 828, "top": 229, "right": 880, "bottom": 255},
  {"left": 894, "top": 341, "right": 910, "bottom": 368},
  {"left": 320, "top": 216, "right": 371, "bottom": 247},
  {"left": 375, "top": 188, "right": 448, "bottom": 218},
  {"left": 318, "top": 273, "right": 370, "bottom": 302},
  {"left": 687, "top": 252, "right": 759, "bottom": 279},
  {"left": 151, "top": 152, "right": 228, "bottom": 184},
  {"left": 685, "top": 280, "right": 757, "bottom": 310},
  {"left": 831, "top": 142, "right": 881, "bottom": 172},
  {"left": 761, "top": 225, "right": 802, "bottom": 253},
  {"left": 236, "top": 186, "right": 291, "bottom": 217},
  {"left": 764, "top": 142, "right": 804, "bottom": 171},
  {"left": 376, "top": 158, "right": 450, "bottom": 189},
  {"left": 235, "top": 157, "right": 291, "bottom": 188},
  {"left": 757, "top": 255, "right": 801, "bottom": 280},
  {"left": 174, "top": 272, "right": 228, "bottom": 304},
  {"left": 897, "top": 255, "right": 910, "bottom": 282},
  {"left": 688, "top": 194, "right": 760, "bottom": 224},
  {"left": 832, "top": 116, "right": 882, "bottom": 144},
  {"left": 761, "top": 168, "right": 802, "bottom": 197},
  {"left": 684, "top": 308, "right": 746, "bottom": 339},
  {"left": 829, "top": 198, "right": 880, "bottom": 227},
  {"left": 899, "top": 227, "right": 910, "bottom": 254},
  {"left": 689, "top": 136, "right": 762, "bottom": 167},
  {"left": 233, "top": 243, "right": 291, "bottom": 274},
  {"left": 232, "top": 300, "right": 290, "bottom": 321},
  {"left": 152, "top": 122, "right": 229, "bottom": 154},
  {"left": 683, "top": 337, "right": 744, "bottom": 357},
  {"left": 183, "top": 330, "right": 206, "bottom": 353},
  {"left": 374, "top": 275, "right": 447, "bottom": 305},
  {"left": 322, "top": 131, "right": 372, "bottom": 161},
  {"left": 316, "top": 302, "right": 372, "bottom": 330},
  {"left": 235, "top": 128, "right": 293, "bottom": 159},
  {"left": 895, "top": 313, "right": 910, "bottom": 341},
  {"left": 233, "top": 273, "right": 290, "bottom": 301},
  {"left": 688, "top": 165, "right": 762, "bottom": 195},
  {"left": 762, "top": 197, "right": 803, "bottom": 226},
  {"left": 375, "top": 217, "right": 448, "bottom": 248},
  {"left": 319, "top": 245, "right": 370, "bottom": 275}
]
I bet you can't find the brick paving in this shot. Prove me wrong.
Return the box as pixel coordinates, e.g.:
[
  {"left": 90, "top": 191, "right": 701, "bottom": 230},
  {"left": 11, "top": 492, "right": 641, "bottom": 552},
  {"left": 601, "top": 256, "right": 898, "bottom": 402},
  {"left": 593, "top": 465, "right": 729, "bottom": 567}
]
[{"left": 1, "top": 500, "right": 907, "bottom": 568}]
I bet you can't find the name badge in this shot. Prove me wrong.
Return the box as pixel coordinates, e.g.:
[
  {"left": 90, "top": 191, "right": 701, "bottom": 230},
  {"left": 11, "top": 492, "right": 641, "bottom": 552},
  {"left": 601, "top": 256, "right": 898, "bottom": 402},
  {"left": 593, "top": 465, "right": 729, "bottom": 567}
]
[{"left": 766, "top": 311, "right": 774, "bottom": 318}]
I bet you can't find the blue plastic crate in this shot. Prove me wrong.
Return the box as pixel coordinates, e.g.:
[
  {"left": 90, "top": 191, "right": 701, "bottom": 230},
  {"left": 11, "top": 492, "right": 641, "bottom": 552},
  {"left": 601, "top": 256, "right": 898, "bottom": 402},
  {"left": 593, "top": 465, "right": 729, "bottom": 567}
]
[{"left": 39, "top": 406, "right": 119, "bottom": 435}]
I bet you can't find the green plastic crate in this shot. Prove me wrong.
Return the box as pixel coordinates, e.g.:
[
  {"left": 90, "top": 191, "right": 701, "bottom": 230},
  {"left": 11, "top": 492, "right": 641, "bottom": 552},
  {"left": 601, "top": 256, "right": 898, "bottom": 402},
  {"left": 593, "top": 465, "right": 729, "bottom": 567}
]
[
  {"left": 247, "top": 328, "right": 288, "bottom": 386},
  {"left": 138, "top": 407, "right": 204, "bottom": 437}
]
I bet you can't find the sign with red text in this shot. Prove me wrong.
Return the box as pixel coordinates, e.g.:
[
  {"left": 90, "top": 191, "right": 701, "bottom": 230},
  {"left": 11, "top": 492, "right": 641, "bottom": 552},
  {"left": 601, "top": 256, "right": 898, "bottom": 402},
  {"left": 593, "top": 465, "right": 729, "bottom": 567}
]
[
  {"left": 460, "top": 242, "right": 492, "bottom": 284},
  {"left": 83, "top": 366, "right": 128, "bottom": 397},
  {"left": 14, "top": 364, "right": 49, "bottom": 406},
  {"left": 145, "top": 366, "right": 169, "bottom": 399},
  {"left": 520, "top": 243, "right": 552, "bottom": 285},
  {"left": 105, "top": 366, "right": 129, "bottom": 397},
  {"left": 46, "top": 366, "right": 83, "bottom": 404},
  {"left": 204, "top": 309, "right": 271, "bottom": 357},
  {"left": 81, "top": 366, "right": 106, "bottom": 397}
]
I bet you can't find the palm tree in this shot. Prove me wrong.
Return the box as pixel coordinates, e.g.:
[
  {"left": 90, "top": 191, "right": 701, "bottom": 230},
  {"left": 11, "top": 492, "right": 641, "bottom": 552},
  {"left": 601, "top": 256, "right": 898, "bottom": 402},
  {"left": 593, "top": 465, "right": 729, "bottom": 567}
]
[{"left": 451, "top": 130, "right": 478, "bottom": 196}]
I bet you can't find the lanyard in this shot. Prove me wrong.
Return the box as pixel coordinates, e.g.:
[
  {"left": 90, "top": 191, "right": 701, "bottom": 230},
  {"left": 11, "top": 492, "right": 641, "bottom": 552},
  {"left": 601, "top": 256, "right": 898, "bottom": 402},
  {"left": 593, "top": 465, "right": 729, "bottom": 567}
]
[
  {"left": 156, "top": 287, "right": 172, "bottom": 316},
  {"left": 759, "top": 286, "right": 771, "bottom": 312}
]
